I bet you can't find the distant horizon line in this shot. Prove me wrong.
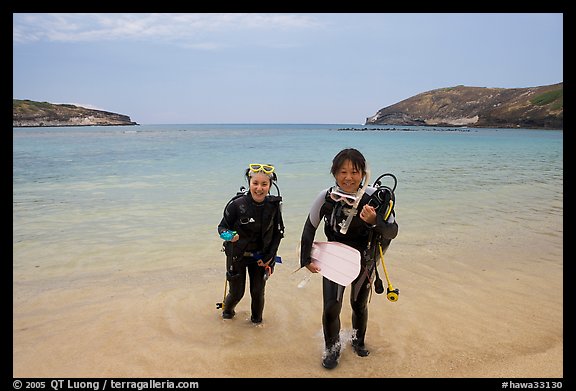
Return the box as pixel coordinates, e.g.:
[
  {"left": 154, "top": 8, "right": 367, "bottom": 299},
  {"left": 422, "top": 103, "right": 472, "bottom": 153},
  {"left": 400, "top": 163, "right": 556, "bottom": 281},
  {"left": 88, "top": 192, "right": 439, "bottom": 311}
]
[{"left": 100, "top": 122, "right": 372, "bottom": 126}]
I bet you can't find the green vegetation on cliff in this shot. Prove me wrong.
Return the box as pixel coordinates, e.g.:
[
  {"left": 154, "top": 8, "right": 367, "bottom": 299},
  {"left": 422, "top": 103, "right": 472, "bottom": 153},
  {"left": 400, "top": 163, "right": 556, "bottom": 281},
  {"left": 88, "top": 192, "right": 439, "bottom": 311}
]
[{"left": 366, "top": 82, "right": 563, "bottom": 130}]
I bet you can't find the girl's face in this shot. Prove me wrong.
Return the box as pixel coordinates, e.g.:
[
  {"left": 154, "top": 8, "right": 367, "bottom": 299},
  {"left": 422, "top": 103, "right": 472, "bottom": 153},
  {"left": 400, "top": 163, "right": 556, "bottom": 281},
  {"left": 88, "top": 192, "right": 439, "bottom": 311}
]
[
  {"left": 249, "top": 172, "right": 271, "bottom": 203},
  {"left": 334, "top": 159, "right": 364, "bottom": 193}
]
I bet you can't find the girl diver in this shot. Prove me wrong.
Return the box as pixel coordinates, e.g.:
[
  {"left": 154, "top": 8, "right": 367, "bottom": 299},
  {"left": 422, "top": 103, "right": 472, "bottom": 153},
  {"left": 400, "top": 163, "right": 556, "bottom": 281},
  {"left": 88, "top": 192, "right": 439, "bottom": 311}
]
[{"left": 217, "top": 164, "right": 284, "bottom": 324}]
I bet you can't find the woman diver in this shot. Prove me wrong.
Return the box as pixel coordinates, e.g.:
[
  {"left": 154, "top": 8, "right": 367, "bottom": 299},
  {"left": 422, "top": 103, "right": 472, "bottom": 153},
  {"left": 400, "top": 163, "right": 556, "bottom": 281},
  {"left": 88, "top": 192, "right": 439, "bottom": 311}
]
[
  {"left": 299, "top": 148, "right": 399, "bottom": 369},
  {"left": 217, "top": 164, "right": 285, "bottom": 324}
]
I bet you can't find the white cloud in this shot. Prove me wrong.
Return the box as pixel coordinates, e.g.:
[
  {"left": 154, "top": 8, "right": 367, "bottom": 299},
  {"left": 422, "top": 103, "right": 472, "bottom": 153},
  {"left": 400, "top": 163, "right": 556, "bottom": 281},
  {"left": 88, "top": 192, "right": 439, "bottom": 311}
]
[{"left": 13, "top": 13, "right": 323, "bottom": 46}]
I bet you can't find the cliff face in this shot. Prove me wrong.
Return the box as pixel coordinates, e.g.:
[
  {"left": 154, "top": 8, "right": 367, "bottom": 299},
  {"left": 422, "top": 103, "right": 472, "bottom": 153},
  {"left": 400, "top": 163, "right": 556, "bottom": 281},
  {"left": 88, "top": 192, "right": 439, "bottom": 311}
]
[
  {"left": 366, "top": 83, "right": 563, "bottom": 130},
  {"left": 13, "top": 100, "right": 138, "bottom": 127}
]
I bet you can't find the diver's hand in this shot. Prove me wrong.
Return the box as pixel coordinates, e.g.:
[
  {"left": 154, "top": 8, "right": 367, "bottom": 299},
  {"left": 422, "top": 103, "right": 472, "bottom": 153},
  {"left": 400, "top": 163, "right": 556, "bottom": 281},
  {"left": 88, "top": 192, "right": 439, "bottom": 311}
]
[
  {"left": 306, "top": 262, "right": 320, "bottom": 273},
  {"left": 257, "top": 258, "right": 273, "bottom": 268},
  {"left": 359, "top": 204, "right": 377, "bottom": 225}
]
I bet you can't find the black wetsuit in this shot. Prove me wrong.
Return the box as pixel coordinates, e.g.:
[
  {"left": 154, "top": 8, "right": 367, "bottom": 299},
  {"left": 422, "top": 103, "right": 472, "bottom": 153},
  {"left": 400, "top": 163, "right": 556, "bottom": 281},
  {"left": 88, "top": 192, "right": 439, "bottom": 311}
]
[
  {"left": 300, "top": 186, "right": 398, "bottom": 351},
  {"left": 218, "top": 192, "right": 284, "bottom": 323}
]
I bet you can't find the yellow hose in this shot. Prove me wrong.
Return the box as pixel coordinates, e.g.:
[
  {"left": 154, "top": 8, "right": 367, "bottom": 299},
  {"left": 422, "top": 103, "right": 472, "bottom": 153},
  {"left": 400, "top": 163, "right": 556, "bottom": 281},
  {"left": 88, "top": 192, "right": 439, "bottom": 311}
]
[
  {"left": 384, "top": 199, "right": 394, "bottom": 220},
  {"left": 216, "top": 278, "right": 227, "bottom": 310},
  {"left": 378, "top": 242, "right": 399, "bottom": 302}
]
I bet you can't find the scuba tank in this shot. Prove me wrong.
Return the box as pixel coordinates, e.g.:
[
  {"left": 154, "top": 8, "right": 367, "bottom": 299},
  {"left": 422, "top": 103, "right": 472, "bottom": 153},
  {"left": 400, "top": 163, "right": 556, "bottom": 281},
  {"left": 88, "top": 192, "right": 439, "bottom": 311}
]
[{"left": 365, "top": 173, "right": 399, "bottom": 301}]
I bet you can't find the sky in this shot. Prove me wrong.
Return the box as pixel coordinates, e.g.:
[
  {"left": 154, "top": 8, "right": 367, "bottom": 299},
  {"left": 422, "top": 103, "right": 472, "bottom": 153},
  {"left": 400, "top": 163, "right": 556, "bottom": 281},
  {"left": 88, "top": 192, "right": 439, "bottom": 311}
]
[{"left": 12, "top": 13, "right": 564, "bottom": 125}]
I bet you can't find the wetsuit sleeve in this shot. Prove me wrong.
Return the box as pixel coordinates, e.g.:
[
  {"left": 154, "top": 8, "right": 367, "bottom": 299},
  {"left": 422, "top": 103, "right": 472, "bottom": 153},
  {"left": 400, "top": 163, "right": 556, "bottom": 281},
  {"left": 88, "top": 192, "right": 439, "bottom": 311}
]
[
  {"left": 300, "top": 189, "right": 329, "bottom": 267},
  {"left": 217, "top": 200, "right": 237, "bottom": 236},
  {"left": 262, "top": 202, "right": 285, "bottom": 265},
  {"left": 372, "top": 209, "right": 399, "bottom": 240}
]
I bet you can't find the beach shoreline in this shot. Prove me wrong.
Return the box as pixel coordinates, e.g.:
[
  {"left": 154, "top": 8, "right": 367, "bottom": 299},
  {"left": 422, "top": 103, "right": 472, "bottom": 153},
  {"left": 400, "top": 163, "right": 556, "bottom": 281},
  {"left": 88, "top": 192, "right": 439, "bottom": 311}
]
[{"left": 13, "top": 242, "right": 563, "bottom": 379}]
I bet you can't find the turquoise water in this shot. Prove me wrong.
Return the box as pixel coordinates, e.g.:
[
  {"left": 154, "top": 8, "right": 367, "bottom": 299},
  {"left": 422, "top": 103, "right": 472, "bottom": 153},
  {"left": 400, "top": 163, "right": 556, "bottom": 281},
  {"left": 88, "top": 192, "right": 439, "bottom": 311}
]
[{"left": 13, "top": 124, "right": 563, "bottom": 276}]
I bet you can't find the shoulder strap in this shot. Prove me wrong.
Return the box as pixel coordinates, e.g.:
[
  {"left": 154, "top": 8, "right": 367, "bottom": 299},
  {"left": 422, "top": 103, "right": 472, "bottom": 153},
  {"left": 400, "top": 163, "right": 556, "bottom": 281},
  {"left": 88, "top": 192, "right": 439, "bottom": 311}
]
[{"left": 223, "top": 187, "right": 249, "bottom": 226}]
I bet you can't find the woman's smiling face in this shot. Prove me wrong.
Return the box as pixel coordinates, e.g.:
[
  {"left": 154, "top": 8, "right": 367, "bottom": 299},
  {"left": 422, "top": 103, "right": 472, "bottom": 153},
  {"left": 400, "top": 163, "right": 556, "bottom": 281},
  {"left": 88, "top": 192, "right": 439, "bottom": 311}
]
[
  {"left": 334, "top": 159, "right": 364, "bottom": 194},
  {"left": 249, "top": 172, "right": 271, "bottom": 203}
]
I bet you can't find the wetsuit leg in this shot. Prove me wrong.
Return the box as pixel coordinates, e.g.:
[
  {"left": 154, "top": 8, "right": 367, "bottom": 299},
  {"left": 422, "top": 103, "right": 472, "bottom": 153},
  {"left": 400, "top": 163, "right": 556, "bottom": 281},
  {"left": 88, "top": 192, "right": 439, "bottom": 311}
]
[
  {"left": 247, "top": 262, "right": 266, "bottom": 323},
  {"left": 223, "top": 257, "right": 247, "bottom": 317},
  {"left": 322, "top": 277, "right": 345, "bottom": 350},
  {"left": 350, "top": 272, "right": 371, "bottom": 354}
]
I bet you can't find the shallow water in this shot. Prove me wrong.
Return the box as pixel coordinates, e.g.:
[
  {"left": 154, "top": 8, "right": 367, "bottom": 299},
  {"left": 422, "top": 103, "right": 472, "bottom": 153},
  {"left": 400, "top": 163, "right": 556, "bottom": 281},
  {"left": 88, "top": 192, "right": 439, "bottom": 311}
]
[{"left": 13, "top": 124, "right": 563, "bottom": 377}]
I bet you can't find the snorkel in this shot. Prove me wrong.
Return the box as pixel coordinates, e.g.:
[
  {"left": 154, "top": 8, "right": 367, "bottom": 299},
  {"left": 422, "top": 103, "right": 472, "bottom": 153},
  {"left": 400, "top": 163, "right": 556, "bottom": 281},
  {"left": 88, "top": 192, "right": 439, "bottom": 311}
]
[{"left": 339, "top": 166, "right": 371, "bottom": 234}]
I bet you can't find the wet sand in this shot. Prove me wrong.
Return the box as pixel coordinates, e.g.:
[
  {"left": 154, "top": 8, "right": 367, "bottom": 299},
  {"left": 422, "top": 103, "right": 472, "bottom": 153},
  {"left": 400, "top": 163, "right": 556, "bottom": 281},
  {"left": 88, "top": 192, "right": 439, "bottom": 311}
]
[{"left": 13, "top": 238, "right": 563, "bottom": 379}]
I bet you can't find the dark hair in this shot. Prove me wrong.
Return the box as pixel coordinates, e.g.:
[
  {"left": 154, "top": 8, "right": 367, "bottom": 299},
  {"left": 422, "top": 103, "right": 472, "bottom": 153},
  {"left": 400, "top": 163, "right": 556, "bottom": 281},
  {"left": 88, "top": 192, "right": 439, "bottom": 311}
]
[{"left": 330, "top": 148, "right": 366, "bottom": 176}]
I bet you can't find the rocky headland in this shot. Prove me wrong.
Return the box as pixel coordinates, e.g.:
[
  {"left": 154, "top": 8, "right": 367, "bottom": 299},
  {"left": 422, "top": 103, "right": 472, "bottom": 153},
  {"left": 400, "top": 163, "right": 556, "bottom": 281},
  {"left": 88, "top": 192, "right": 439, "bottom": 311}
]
[
  {"left": 13, "top": 100, "right": 138, "bottom": 127},
  {"left": 366, "top": 82, "right": 563, "bottom": 130}
]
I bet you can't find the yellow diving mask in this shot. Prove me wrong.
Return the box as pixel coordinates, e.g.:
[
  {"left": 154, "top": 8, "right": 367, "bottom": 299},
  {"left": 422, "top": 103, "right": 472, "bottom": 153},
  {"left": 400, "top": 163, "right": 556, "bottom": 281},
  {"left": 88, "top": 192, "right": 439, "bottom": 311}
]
[{"left": 249, "top": 164, "right": 275, "bottom": 174}]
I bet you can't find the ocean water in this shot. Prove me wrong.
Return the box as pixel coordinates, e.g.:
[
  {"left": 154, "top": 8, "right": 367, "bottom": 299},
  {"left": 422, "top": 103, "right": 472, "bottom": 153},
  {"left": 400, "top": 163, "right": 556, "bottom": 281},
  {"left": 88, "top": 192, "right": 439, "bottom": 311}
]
[
  {"left": 13, "top": 124, "right": 563, "bottom": 377},
  {"left": 13, "top": 124, "right": 563, "bottom": 274}
]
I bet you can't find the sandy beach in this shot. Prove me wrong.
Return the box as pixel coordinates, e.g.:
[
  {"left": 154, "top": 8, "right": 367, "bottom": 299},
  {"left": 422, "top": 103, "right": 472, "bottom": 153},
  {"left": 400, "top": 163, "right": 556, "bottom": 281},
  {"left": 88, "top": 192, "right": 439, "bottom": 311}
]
[{"left": 13, "top": 233, "right": 563, "bottom": 379}]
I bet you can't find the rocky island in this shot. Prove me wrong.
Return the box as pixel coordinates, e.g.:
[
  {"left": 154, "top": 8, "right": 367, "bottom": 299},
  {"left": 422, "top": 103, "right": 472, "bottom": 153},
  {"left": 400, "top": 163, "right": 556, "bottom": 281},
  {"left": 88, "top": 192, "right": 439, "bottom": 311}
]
[
  {"left": 13, "top": 99, "right": 138, "bottom": 127},
  {"left": 14, "top": 82, "right": 563, "bottom": 130},
  {"left": 366, "top": 82, "right": 563, "bottom": 130}
]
